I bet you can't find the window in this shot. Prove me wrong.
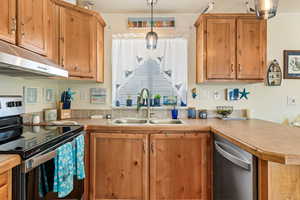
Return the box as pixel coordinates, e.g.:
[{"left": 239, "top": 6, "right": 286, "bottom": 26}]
[{"left": 112, "top": 38, "right": 187, "bottom": 107}]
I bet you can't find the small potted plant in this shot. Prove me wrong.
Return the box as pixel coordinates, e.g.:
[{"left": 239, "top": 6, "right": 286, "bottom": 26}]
[
  {"left": 154, "top": 94, "right": 161, "bottom": 107},
  {"left": 126, "top": 95, "right": 133, "bottom": 107}
]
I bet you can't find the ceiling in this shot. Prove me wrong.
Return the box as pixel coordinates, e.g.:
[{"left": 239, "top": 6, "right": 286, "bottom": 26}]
[{"left": 94, "top": 0, "right": 300, "bottom": 14}]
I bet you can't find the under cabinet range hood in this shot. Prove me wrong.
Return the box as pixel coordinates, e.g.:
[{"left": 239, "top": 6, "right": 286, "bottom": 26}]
[{"left": 0, "top": 41, "right": 68, "bottom": 78}]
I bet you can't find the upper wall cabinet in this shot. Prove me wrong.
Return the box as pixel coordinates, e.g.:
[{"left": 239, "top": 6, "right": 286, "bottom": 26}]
[
  {"left": 18, "top": 0, "right": 48, "bottom": 55},
  {"left": 237, "top": 18, "right": 266, "bottom": 80},
  {"left": 195, "top": 14, "right": 267, "bottom": 83},
  {"left": 53, "top": 0, "right": 106, "bottom": 81},
  {"left": 46, "top": 0, "right": 60, "bottom": 64},
  {"left": 0, "top": 0, "right": 17, "bottom": 44},
  {"left": 60, "top": 7, "right": 96, "bottom": 79}
]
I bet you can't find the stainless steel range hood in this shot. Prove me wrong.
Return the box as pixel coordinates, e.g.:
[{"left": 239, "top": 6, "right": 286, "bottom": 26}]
[{"left": 0, "top": 41, "right": 68, "bottom": 78}]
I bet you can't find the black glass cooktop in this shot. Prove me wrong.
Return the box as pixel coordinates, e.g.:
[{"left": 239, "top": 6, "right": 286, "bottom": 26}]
[{"left": 0, "top": 125, "right": 83, "bottom": 159}]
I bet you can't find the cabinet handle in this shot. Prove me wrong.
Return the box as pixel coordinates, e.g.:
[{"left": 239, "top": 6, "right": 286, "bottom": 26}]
[
  {"left": 231, "top": 64, "right": 234, "bottom": 73},
  {"left": 150, "top": 143, "right": 154, "bottom": 154},
  {"left": 238, "top": 64, "right": 242, "bottom": 72},
  {"left": 21, "top": 32, "right": 25, "bottom": 38}
]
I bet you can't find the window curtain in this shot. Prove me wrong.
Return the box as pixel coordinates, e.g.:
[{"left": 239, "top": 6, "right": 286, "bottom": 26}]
[{"left": 112, "top": 38, "right": 188, "bottom": 105}]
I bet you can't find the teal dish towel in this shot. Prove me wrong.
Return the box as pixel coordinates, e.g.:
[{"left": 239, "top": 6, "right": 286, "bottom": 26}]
[
  {"left": 53, "top": 142, "right": 74, "bottom": 198},
  {"left": 73, "top": 135, "right": 86, "bottom": 180}
]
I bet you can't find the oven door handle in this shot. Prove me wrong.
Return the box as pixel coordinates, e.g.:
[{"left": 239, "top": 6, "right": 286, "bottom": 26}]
[
  {"left": 23, "top": 150, "right": 56, "bottom": 173},
  {"left": 22, "top": 131, "right": 85, "bottom": 173}
]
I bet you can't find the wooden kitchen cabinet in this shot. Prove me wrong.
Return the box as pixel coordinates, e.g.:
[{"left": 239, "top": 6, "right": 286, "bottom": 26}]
[
  {"left": 90, "top": 133, "right": 149, "bottom": 200},
  {"left": 46, "top": 0, "right": 60, "bottom": 64},
  {"left": 17, "top": 0, "right": 48, "bottom": 55},
  {"left": 206, "top": 17, "right": 236, "bottom": 80},
  {"left": 237, "top": 18, "right": 267, "bottom": 80},
  {"left": 96, "top": 20, "right": 105, "bottom": 83},
  {"left": 150, "top": 133, "right": 212, "bottom": 200},
  {"left": 0, "top": 0, "right": 17, "bottom": 44},
  {"left": 60, "top": 7, "right": 96, "bottom": 79},
  {"left": 195, "top": 14, "right": 267, "bottom": 83},
  {"left": 0, "top": 171, "right": 12, "bottom": 200}
]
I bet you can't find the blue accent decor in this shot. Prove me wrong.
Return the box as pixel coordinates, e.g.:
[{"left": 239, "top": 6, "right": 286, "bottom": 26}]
[
  {"left": 126, "top": 99, "right": 133, "bottom": 107},
  {"left": 171, "top": 109, "right": 179, "bottom": 119},
  {"left": 239, "top": 88, "right": 250, "bottom": 100},
  {"left": 191, "top": 88, "right": 197, "bottom": 99},
  {"left": 61, "top": 88, "right": 75, "bottom": 109}
]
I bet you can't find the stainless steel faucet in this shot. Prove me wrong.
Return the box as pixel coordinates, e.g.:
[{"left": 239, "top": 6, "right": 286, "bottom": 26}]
[{"left": 138, "top": 88, "right": 152, "bottom": 121}]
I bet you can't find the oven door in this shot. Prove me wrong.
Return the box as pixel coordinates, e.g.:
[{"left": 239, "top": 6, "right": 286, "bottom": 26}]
[{"left": 13, "top": 131, "right": 85, "bottom": 200}]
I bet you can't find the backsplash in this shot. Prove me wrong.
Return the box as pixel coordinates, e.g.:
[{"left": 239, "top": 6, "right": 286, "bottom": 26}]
[
  {"left": 71, "top": 108, "right": 246, "bottom": 120},
  {"left": 0, "top": 75, "right": 59, "bottom": 114}
]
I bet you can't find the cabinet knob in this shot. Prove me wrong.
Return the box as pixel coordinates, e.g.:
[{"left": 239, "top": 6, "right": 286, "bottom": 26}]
[{"left": 10, "top": 18, "right": 16, "bottom": 34}]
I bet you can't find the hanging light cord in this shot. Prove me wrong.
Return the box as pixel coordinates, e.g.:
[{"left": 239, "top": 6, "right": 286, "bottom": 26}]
[{"left": 151, "top": 2, "right": 154, "bottom": 32}]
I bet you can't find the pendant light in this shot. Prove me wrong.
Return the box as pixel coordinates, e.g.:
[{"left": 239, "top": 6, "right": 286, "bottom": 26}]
[
  {"left": 146, "top": 0, "right": 158, "bottom": 50},
  {"left": 254, "top": 0, "right": 279, "bottom": 19}
]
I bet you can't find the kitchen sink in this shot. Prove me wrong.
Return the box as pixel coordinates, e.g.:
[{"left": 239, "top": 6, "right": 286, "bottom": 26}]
[
  {"left": 113, "top": 118, "right": 184, "bottom": 125},
  {"left": 113, "top": 119, "right": 148, "bottom": 124},
  {"left": 149, "top": 119, "right": 184, "bottom": 125}
]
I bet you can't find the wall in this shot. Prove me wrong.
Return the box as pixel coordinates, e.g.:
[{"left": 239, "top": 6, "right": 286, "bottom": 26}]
[
  {"left": 0, "top": 12, "right": 297, "bottom": 123},
  {"left": 0, "top": 75, "right": 59, "bottom": 113},
  {"left": 60, "top": 13, "right": 300, "bottom": 123}
]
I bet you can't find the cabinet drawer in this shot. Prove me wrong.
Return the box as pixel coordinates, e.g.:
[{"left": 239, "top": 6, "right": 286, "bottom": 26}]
[
  {"left": 0, "top": 172, "right": 8, "bottom": 187},
  {"left": 0, "top": 184, "right": 9, "bottom": 200}
]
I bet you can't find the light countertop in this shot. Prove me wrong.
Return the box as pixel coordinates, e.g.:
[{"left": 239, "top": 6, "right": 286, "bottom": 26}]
[{"left": 72, "top": 118, "right": 300, "bottom": 165}]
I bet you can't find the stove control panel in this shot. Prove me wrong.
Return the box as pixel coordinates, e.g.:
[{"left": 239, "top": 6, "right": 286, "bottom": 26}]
[{"left": 0, "top": 96, "right": 24, "bottom": 118}]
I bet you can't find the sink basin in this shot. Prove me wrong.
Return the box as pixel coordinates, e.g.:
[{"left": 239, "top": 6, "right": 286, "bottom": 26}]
[
  {"left": 113, "top": 119, "right": 148, "bottom": 124},
  {"left": 149, "top": 119, "right": 184, "bottom": 125}
]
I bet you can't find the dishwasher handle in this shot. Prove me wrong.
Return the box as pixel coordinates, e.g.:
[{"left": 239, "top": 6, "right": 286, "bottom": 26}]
[{"left": 215, "top": 141, "right": 251, "bottom": 171}]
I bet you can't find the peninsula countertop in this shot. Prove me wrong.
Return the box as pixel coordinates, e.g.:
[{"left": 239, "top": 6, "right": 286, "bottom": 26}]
[{"left": 68, "top": 118, "right": 300, "bottom": 165}]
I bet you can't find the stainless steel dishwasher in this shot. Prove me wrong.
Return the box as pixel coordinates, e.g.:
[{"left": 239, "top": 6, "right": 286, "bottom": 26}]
[{"left": 214, "top": 135, "right": 257, "bottom": 200}]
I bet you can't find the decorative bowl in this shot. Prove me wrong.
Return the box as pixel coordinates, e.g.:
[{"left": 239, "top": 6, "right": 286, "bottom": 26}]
[{"left": 216, "top": 106, "right": 234, "bottom": 118}]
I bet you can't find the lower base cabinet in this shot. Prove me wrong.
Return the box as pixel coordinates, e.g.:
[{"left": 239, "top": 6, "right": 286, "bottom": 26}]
[
  {"left": 150, "top": 133, "right": 212, "bottom": 200},
  {"left": 90, "top": 133, "right": 149, "bottom": 200},
  {"left": 90, "top": 132, "right": 212, "bottom": 200},
  {"left": 0, "top": 170, "right": 12, "bottom": 200}
]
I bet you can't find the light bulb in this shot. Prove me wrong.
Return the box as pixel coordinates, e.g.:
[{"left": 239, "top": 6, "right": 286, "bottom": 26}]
[{"left": 146, "top": 31, "right": 158, "bottom": 50}]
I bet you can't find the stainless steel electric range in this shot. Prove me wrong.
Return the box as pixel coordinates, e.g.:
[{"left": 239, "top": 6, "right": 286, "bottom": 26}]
[{"left": 0, "top": 96, "right": 85, "bottom": 200}]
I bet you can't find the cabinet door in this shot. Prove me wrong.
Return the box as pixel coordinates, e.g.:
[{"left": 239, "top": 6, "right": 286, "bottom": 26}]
[
  {"left": 0, "top": 0, "right": 16, "bottom": 44},
  {"left": 18, "top": 0, "right": 48, "bottom": 55},
  {"left": 206, "top": 18, "right": 236, "bottom": 79},
  {"left": 60, "top": 7, "right": 96, "bottom": 79},
  {"left": 237, "top": 18, "right": 267, "bottom": 80},
  {"left": 90, "top": 133, "right": 149, "bottom": 200},
  {"left": 46, "top": 0, "right": 59, "bottom": 64},
  {"left": 150, "top": 133, "right": 212, "bottom": 200},
  {"left": 96, "top": 21, "right": 104, "bottom": 83},
  {"left": 0, "top": 171, "right": 12, "bottom": 200}
]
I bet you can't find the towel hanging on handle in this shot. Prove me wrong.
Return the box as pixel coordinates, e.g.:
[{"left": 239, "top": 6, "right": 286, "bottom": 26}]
[
  {"left": 53, "top": 142, "right": 74, "bottom": 198},
  {"left": 73, "top": 134, "right": 86, "bottom": 180}
]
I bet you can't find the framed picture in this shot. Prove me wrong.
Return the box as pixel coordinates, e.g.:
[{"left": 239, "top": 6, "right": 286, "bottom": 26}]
[
  {"left": 44, "top": 88, "right": 56, "bottom": 104},
  {"left": 24, "top": 87, "right": 39, "bottom": 104},
  {"left": 284, "top": 50, "right": 300, "bottom": 79}
]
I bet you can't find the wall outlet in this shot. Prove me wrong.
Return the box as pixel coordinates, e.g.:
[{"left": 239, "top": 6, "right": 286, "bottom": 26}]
[
  {"left": 287, "top": 96, "right": 297, "bottom": 106},
  {"left": 213, "top": 91, "right": 221, "bottom": 100}
]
